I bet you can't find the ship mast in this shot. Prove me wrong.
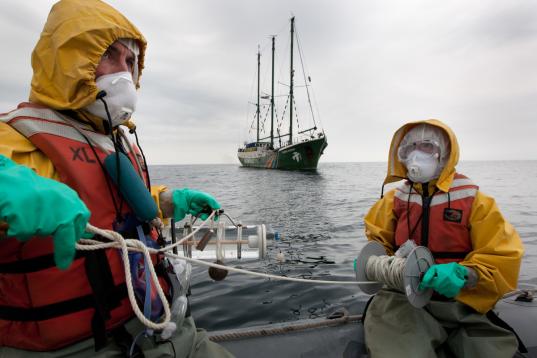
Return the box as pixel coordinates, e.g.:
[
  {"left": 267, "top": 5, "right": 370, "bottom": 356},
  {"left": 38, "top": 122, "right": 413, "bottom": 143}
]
[
  {"left": 256, "top": 46, "right": 260, "bottom": 143},
  {"left": 271, "top": 36, "right": 275, "bottom": 148},
  {"left": 289, "top": 17, "right": 295, "bottom": 145}
]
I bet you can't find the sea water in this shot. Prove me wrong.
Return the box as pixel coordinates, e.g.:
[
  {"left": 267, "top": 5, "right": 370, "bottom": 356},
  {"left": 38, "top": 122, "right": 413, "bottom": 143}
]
[{"left": 150, "top": 161, "right": 537, "bottom": 331}]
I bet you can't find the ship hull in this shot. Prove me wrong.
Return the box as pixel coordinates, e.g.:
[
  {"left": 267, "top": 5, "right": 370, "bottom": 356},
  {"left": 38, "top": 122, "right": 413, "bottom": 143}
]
[{"left": 238, "top": 136, "right": 327, "bottom": 170}]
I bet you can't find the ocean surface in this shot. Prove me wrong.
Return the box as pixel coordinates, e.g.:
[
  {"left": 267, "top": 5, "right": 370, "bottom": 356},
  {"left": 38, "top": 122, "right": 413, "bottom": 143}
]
[{"left": 150, "top": 161, "right": 537, "bottom": 331}]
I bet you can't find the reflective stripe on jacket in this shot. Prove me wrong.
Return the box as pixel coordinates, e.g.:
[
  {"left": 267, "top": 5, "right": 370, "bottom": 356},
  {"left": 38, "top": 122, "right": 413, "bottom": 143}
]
[{"left": 393, "top": 173, "right": 478, "bottom": 264}]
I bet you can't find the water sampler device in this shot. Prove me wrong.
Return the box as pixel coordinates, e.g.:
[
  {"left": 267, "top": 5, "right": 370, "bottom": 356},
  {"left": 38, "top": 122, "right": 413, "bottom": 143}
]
[{"left": 168, "top": 210, "right": 271, "bottom": 280}]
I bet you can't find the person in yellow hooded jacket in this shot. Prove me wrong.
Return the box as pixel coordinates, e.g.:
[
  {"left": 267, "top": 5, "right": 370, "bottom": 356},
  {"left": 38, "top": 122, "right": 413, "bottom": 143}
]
[
  {"left": 0, "top": 0, "right": 233, "bottom": 356},
  {"left": 363, "top": 119, "right": 524, "bottom": 357}
]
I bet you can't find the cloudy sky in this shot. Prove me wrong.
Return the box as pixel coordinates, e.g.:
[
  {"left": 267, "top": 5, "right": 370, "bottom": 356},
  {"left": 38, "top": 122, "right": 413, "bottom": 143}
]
[{"left": 1, "top": 0, "right": 536, "bottom": 164}]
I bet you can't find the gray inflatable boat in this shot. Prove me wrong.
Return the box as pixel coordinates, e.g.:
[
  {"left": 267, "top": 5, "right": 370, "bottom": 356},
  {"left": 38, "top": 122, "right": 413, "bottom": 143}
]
[{"left": 208, "top": 290, "right": 537, "bottom": 357}]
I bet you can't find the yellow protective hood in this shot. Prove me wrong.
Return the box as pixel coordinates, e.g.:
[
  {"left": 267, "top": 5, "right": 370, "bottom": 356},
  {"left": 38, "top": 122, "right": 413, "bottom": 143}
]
[
  {"left": 29, "top": 0, "right": 146, "bottom": 112},
  {"left": 384, "top": 119, "right": 460, "bottom": 193}
]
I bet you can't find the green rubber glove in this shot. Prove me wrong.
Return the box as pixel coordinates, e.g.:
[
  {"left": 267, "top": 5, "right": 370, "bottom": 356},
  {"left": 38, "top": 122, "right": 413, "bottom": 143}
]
[
  {"left": 172, "top": 188, "right": 220, "bottom": 221},
  {"left": 419, "top": 262, "right": 468, "bottom": 298},
  {"left": 0, "top": 155, "right": 91, "bottom": 270}
]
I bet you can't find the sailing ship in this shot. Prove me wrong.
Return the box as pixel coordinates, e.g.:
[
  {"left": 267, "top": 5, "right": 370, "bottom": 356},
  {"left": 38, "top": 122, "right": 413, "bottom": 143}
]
[{"left": 237, "top": 17, "right": 327, "bottom": 170}]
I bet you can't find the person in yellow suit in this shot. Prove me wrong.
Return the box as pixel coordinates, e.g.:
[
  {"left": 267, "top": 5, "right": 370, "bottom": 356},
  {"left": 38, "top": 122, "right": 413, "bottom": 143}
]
[
  {"left": 363, "top": 119, "right": 524, "bottom": 357},
  {"left": 0, "top": 0, "right": 233, "bottom": 356}
]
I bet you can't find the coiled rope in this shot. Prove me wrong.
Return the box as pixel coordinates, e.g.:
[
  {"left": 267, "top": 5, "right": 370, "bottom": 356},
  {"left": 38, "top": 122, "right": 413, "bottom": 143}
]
[{"left": 365, "top": 255, "right": 406, "bottom": 291}]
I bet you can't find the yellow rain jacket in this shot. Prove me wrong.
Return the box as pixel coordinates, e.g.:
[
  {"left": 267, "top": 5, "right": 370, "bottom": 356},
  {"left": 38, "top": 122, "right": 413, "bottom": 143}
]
[
  {"left": 364, "top": 119, "right": 524, "bottom": 313},
  {"left": 0, "top": 0, "right": 167, "bottom": 212}
]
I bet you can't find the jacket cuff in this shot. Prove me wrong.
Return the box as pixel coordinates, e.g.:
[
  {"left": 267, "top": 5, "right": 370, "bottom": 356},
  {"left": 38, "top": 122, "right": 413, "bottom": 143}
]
[
  {"left": 463, "top": 267, "right": 479, "bottom": 289},
  {"left": 151, "top": 185, "right": 168, "bottom": 220}
]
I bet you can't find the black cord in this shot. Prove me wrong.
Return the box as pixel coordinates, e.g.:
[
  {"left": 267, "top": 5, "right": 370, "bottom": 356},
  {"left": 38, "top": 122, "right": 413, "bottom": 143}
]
[
  {"left": 406, "top": 181, "right": 412, "bottom": 239},
  {"left": 158, "top": 339, "right": 176, "bottom": 358},
  {"left": 132, "top": 128, "right": 152, "bottom": 191},
  {"left": 99, "top": 94, "right": 125, "bottom": 216},
  {"left": 406, "top": 181, "right": 413, "bottom": 240},
  {"left": 406, "top": 181, "right": 423, "bottom": 242},
  {"left": 380, "top": 183, "right": 385, "bottom": 199},
  {"left": 407, "top": 183, "right": 440, "bottom": 243},
  {"left": 191, "top": 209, "right": 224, "bottom": 226}
]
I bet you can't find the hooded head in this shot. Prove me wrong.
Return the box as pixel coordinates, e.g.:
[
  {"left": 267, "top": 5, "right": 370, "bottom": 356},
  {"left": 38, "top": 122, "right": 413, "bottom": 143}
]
[
  {"left": 29, "top": 0, "right": 147, "bottom": 131},
  {"left": 384, "top": 119, "right": 460, "bottom": 192}
]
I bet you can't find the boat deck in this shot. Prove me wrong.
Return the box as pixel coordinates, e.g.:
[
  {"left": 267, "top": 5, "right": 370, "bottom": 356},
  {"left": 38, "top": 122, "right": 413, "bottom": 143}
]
[{"left": 208, "top": 294, "right": 537, "bottom": 358}]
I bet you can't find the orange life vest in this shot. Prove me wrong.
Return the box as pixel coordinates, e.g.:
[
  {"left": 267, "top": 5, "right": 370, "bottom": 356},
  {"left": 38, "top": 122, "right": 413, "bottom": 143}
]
[
  {"left": 0, "top": 102, "right": 158, "bottom": 351},
  {"left": 393, "top": 173, "right": 479, "bottom": 264}
]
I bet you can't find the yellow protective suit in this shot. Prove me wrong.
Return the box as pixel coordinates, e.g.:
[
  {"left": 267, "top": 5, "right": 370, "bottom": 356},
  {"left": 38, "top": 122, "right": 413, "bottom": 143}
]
[
  {"left": 0, "top": 0, "right": 167, "bottom": 214},
  {"left": 364, "top": 119, "right": 524, "bottom": 314}
]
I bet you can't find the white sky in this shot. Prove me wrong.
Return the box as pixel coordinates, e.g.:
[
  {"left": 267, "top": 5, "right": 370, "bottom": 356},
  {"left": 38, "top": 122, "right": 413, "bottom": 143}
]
[{"left": 1, "top": 0, "right": 536, "bottom": 164}]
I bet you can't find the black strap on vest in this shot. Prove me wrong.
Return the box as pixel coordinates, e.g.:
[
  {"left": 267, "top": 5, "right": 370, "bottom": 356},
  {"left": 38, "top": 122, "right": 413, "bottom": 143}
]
[
  {"left": 430, "top": 251, "right": 470, "bottom": 259},
  {"left": 486, "top": 310, "right": 528, "bottom": 354},
  {"left": 0, "top": 249, "right": 128, "bottom": 352},
  {"left": 0, "top": 283, "right": 126, "bottom": 321},
  {"left": 0, "top": 251, "right": 86, "bottom": 273},
  {"left": 0, "top": 241, "right": 173, "bottom": 351},
  {"left": 84, "top": 250, "right": 124, "bottom": 351}
]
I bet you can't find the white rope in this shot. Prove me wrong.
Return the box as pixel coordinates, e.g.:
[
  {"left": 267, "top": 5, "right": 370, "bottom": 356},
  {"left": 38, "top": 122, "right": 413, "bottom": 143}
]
[
  {"left": 80, "top": 214, "right": 379, "bottom": 333},
  {"left": 81, "top": 222, "right": 369, "bottom": 286},
  {"left": 365, "top": 255, "right": 406, "bottom": 291},
  {"left": 81, "top": 224, "right": 173, "bottom": 332},
  {"left": 79, "top": 219, "right": 527, "bottom": 333},
  {"left": 162, "top": 252, "right": 364, "bottom": 285}
]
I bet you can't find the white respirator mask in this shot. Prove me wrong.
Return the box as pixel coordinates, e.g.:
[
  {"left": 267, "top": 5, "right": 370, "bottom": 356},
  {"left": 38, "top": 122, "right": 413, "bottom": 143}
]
[
  {"left": 85, "top": 71, "right": 137, "bottom": 128},
  {"left": 404, "top": 150, "right": 440, "bottom": 183}
]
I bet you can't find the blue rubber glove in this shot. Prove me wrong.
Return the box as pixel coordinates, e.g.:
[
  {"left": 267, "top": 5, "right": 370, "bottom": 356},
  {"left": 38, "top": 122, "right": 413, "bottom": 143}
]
[
  {"left": 0, "top": 155, "right": 91, "bottom": 270},
  {"left": 419, "top": 262, "right": 468, "bottom": 298},
  {"left": 172, "top": 188, "right": 220, "bottom": 221}
]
